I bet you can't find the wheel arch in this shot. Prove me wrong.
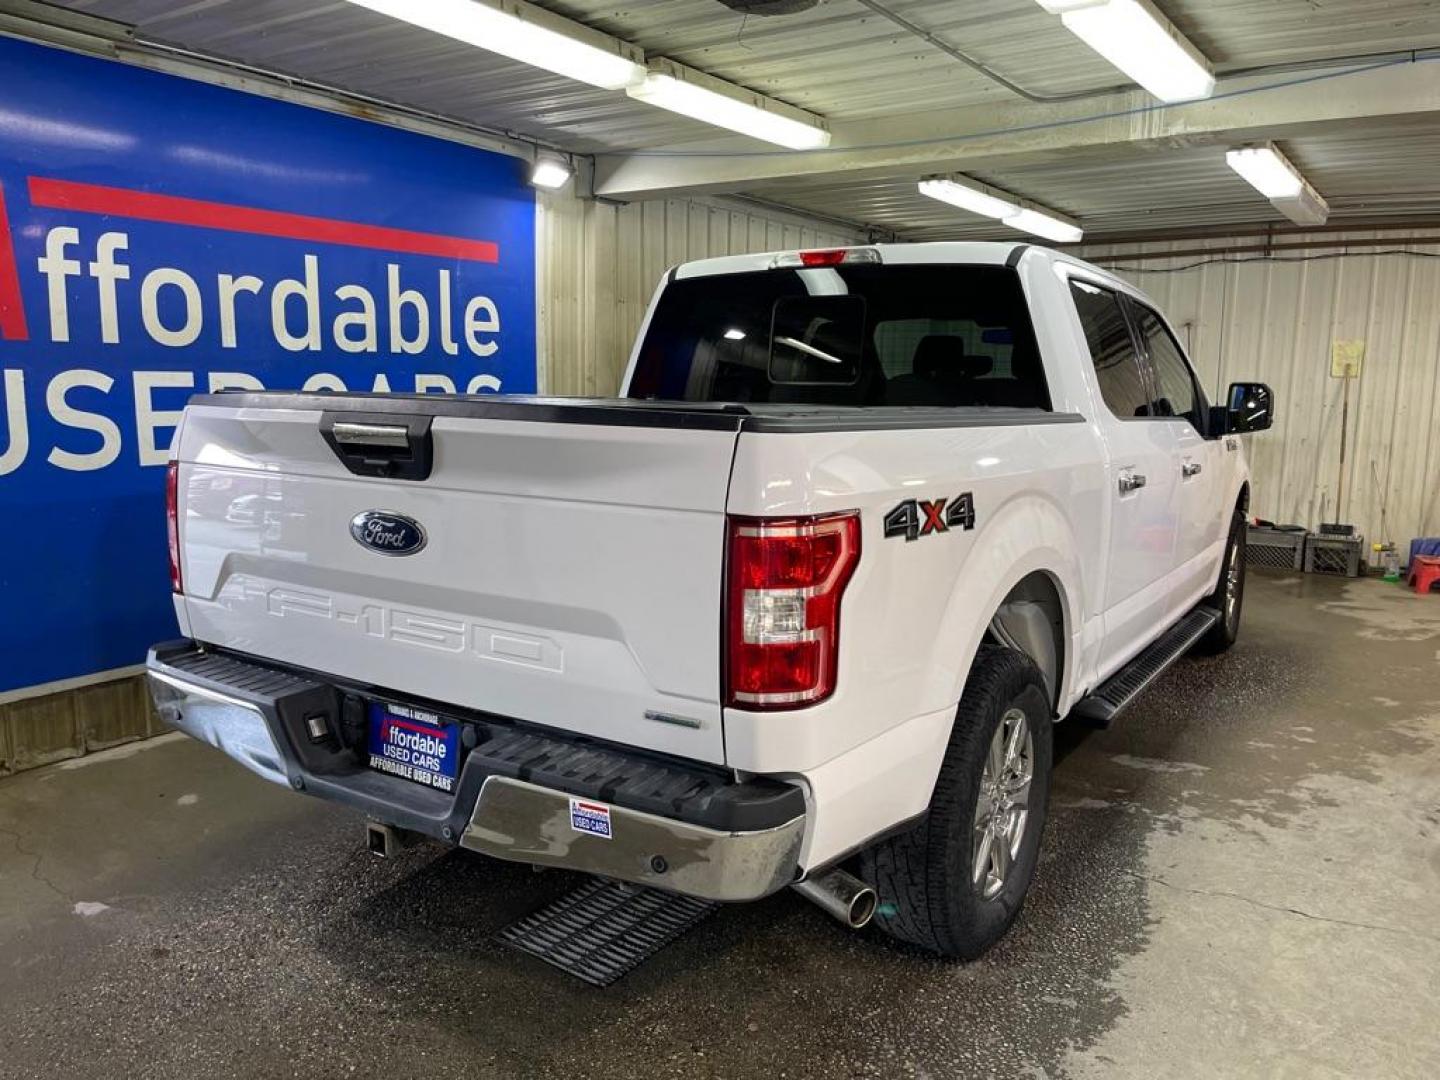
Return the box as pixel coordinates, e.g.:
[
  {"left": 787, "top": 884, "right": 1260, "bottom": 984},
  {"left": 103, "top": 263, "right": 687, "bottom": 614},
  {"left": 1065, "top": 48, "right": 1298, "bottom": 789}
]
[
  {"left": 985, "top": 571, "right": 1068, "bottom": 712},
  {"left": 930, "top": 492, "right": 1088, "bottom": 722}
]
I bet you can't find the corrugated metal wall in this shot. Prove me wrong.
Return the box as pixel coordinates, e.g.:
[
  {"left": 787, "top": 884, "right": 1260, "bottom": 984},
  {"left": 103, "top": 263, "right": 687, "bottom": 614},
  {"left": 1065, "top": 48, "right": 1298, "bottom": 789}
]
[
  {"left": 537, "top": 193, "right": 861, "bottom": 397},
  {"left": 1081, "top": 231, "right": 1440, "bottom": 551}
]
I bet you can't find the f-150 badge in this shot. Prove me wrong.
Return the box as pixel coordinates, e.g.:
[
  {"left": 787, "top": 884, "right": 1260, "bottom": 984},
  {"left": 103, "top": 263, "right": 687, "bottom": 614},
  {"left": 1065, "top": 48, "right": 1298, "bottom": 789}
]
[{"left": 884, "top": 493, "right": 976, "bottom": 542}]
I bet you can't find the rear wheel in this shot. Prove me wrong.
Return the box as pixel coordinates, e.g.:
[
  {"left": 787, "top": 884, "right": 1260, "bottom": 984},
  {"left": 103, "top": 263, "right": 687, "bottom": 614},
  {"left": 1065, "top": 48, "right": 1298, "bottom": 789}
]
[
  {"left": 862, "top": 646, "right": 1053, "bottom": 959},
  {"left": 1196, "top": 509, "right": 1246, "bottom": 654}
]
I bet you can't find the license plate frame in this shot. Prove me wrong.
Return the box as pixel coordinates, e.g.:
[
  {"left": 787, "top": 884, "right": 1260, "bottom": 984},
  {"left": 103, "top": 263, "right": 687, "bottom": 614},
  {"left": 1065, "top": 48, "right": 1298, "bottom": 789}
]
[{"left": 366, "top": 700, "right": 461, "bottom": 794}]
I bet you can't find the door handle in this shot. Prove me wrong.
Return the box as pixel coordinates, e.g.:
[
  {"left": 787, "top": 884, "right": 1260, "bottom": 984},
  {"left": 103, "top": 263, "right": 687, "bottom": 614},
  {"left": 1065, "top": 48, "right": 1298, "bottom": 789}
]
[
  {"left": 1118, "top": 472, "right": 1147, "bottom": 493},
  {"left": 1182, "top": 461, "right": 1203, "bottom": 478}
]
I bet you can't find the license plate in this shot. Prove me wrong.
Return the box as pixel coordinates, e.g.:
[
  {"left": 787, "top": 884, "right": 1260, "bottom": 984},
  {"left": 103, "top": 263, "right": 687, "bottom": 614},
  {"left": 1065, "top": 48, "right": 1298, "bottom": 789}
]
[{"left": 366, "top": 701, "right": 460, "bottom": 793}]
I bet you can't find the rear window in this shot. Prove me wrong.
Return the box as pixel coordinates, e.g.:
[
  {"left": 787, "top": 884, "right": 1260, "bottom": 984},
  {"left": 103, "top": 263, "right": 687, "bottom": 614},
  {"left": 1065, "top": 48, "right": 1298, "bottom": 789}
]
[{"left": 626, "top": 265, "right": 1049, "bottom": 410}]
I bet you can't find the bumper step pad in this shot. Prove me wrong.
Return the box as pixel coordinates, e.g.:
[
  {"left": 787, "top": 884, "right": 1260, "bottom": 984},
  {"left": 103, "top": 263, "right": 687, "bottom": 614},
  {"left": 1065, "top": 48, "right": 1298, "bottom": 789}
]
[
  {"left": 1073, "top": 606, "right": 1220, "bottom": 727},
  {"left": 498, "top": 878, "right": 717, "bottom": 986}
]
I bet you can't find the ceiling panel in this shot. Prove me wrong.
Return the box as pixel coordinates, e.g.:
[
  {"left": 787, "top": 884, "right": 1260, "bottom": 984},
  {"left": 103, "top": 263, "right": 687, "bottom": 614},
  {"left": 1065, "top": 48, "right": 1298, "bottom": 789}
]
[
  {"left": 46, "top": 0, "right": 1440, "bottom": 237},
  {"left": 746, "top": 119, "right": 1440, "bottom": 241},
  {"left": 58, "top": 0, "right": 1440, "bottom": 148}
]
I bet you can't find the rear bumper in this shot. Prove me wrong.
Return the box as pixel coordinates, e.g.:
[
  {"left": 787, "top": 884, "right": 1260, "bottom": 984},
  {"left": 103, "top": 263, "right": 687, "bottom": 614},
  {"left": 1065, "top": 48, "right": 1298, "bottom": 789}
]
[
  {"left": 145, "top": 640, "right": 805, "bottom": 902},
  {"left": 460, "top": 776, "right": 802, "bottom": 901},
  {"left": 148, "top": 665, "right": 288, "bottom": 787}
]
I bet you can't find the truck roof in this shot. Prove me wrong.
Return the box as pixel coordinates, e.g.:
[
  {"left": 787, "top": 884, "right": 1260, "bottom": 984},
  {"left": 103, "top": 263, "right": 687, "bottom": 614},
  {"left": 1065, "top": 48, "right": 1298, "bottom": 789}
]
[
  {"left": 672, "top": 241, "right": 1023, "bottom": 279},
  {"left": 670, "top": 241, "right": 1142, "bottom": 305}
]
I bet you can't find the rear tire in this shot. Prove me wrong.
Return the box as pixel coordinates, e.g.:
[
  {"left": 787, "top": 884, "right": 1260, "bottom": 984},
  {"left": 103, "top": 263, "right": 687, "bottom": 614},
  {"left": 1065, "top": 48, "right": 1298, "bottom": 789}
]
[
  {"left": 861, "top": 646, "right": 1053, "bottom": 959},
  {"left": 1196, "top": 509, "right": 1246, "bottom": 654}
]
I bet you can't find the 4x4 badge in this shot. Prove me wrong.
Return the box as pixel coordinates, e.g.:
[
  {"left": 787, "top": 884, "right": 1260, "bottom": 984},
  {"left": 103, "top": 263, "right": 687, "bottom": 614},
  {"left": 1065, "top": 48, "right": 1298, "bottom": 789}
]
[{"left": 884, "top": 493, "right": 976, "bottom": 542}]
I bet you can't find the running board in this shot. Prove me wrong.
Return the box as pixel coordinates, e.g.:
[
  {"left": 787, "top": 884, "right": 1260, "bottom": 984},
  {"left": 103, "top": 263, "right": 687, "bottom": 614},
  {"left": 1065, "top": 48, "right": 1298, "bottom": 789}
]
[{"left": 1073, "top": 608, "right": 1219, "bottom": 727}]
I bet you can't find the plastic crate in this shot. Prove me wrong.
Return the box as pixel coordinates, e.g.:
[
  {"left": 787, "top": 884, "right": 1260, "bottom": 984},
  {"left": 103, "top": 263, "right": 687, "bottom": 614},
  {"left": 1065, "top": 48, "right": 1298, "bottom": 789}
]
[
  {"left": 1246, "top": 526, "right": 1306, "bottom": 570},
  {"left": 1305, "top": 534, "right": 1365, "bottom": 577}
]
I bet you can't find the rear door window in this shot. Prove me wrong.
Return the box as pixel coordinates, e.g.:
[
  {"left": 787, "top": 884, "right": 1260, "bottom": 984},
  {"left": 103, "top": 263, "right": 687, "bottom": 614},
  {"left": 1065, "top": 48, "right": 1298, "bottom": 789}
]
[
  {"left": 1068, "top": 280, "right": 1151, "bottom": 420},
  {"left": 627, "top": 265, "right": 1049, "bottom": 410}
]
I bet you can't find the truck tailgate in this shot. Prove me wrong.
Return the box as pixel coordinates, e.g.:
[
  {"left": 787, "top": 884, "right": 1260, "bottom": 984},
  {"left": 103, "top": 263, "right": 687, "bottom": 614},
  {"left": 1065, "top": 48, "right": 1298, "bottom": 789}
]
[{"left": 174, "top": 396, "right": 741, "bottom": 764}]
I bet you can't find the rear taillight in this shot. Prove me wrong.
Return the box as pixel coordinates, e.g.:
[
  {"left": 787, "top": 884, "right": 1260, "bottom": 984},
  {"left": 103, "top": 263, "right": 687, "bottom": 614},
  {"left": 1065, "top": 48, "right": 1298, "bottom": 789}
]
[
  {"left": 166, "top": 460, "right": 182, "bottom": 594},
  {"left": 726, "top": 511, "right": 860, "bottom": 710}
]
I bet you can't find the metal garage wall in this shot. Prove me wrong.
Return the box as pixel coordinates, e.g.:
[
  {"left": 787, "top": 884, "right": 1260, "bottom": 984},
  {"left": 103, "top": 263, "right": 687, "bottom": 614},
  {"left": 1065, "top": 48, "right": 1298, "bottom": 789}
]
[
  {"left": 537, "top": 193, "right": 863, "bottom": 397},
  {"left": 1080, "top": 231, "right": 1440, "bottom": 551}
]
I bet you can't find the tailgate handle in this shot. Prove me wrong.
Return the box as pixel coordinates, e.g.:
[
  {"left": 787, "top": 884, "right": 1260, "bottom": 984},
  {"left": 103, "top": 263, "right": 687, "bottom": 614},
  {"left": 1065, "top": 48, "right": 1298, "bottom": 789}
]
[
  {"left": 331, "top": 421, "right": 411, "bottom": 449},
  {"left": 320, "top": 412, "right": 434, "bottom": 481}
]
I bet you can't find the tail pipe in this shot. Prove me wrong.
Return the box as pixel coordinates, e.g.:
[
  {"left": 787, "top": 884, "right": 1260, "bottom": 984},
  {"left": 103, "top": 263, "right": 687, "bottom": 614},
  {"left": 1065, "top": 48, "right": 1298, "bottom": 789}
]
[{"left": 792, "top": 867, "right": 877, "bottom": 929}]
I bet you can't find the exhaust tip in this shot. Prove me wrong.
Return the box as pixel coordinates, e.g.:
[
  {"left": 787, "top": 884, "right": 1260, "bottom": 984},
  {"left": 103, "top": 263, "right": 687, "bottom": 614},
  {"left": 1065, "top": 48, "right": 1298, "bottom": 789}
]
[
  {"left": 847, "top": 886, "right": 878, "bottom": 929},
  {"left": 793, "top": 868, "right": 877, "bottom": 930}
]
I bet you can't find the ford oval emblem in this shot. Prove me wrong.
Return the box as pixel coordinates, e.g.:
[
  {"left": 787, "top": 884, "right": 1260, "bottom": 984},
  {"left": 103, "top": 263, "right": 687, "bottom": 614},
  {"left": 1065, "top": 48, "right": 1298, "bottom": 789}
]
[{"left": 350, "top": 510, "right": 427, "bottom": 556}]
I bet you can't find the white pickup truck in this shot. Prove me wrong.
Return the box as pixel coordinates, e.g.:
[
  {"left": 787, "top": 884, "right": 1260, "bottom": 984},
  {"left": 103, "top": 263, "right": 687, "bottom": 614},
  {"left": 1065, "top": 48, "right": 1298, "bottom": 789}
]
[{"left": 148, "top": 242, "right": 1273, "bottom": 959}]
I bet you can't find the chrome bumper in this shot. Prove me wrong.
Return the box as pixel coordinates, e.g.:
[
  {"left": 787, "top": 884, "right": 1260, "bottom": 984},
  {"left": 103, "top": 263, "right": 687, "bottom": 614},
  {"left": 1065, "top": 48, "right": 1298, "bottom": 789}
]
[
  {"left": 148, "top": 641, "right": 807, "bottom": 904},
  {"left": 146, "top": 667, "right": 289, "bottom": 788},
  {"left": 461, "top": 776, "right": 805, "bottom": 902}
]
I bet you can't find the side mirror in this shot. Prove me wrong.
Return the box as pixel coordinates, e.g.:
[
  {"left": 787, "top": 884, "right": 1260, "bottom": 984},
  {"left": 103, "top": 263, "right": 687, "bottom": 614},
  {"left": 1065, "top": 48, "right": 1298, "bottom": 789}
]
[{"left": 1225, "top": 381, "right": 1274, "bottom": 434}]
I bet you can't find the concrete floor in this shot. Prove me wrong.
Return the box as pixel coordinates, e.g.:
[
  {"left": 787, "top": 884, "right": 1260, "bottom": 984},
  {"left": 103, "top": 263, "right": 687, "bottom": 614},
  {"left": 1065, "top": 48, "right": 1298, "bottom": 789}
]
[{"left": 2, "top": 572, "right": 1438, "bottom": 1079}]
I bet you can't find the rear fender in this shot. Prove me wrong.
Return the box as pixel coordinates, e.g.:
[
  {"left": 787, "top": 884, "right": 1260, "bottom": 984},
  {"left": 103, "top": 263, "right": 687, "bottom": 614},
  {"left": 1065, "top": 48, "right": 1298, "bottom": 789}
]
[{"left": 926, "top": 492, "right": 1087, "bottom": 721}]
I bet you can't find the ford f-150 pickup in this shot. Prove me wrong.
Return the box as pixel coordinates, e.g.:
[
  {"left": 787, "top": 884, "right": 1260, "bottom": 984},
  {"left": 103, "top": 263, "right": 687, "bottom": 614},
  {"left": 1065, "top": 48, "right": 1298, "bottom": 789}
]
[{"left": 147, "top": 242, "right": 1273, "bottom": 958}]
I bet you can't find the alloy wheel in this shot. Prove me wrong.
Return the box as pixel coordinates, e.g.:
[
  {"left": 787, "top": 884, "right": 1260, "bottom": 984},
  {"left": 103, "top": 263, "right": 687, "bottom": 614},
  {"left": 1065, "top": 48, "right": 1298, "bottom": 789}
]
[{"left": 972, "top": 706, "right": 1034, "bottom": 900}]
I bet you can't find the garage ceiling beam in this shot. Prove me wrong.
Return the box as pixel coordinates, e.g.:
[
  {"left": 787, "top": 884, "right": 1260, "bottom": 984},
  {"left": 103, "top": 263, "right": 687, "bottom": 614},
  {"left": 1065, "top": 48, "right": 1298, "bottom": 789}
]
[{"left": 594, "top": 59, "right": 1440, "bottom": 201}]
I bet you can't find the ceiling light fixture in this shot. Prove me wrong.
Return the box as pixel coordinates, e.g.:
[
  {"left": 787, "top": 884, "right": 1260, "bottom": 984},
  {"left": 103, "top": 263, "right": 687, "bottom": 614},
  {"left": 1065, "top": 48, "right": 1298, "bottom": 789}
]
[
  {"left": 343, "top": 0, "right": 645, "bottom": 90},
  {"left": 1226, "top": 143, "right": 1329, "bottom": 225},
  {"left": 918, "top": 174, "right": 1084, "bottom": 243},
  {"left": 626, "top": 59, "right": 831, "bottom": 150},
  {"left": 1035, "top": 0, "right": 1215, "bottom": 103},
  {"left": 917, "top": 177, "right": 1019, "bottom": 220},
  {"left": 529, "top": 153, "right": 574, "bottom": 190},
  {"left": 1225, "top": 144, "right": 1302, "bottom": 198},
  {"left": 1003, "top": 206, "right": 1085, "bottom": 243}
]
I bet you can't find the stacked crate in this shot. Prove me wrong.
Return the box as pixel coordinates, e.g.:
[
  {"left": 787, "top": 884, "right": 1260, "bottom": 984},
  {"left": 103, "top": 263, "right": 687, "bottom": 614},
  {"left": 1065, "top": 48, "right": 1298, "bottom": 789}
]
[
  {"left": 1245, "top": 525, "right": 1306, "bottom": 570},
  {"left": 1304, "top": 524, "right": 1365, "bottom": 577}
]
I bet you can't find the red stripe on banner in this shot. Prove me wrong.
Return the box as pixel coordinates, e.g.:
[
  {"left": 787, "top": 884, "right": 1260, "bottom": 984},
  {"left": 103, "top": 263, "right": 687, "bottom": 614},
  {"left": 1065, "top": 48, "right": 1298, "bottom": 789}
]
[
  {"left": 27, "top": 176, "right": 500, "bottom": 264},
  {"left": 384, "top": 717, "right": 443, "bottom": 738},
  {"left": 0, "top": 183, "right": 29, "bottom": 341}
]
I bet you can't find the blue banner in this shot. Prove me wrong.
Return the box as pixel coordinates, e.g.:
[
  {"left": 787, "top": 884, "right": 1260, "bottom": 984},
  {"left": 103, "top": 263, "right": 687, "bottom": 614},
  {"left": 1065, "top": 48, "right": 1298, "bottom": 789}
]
[{"left": 0, "top": 38, "right": 537, "bottom": 693}]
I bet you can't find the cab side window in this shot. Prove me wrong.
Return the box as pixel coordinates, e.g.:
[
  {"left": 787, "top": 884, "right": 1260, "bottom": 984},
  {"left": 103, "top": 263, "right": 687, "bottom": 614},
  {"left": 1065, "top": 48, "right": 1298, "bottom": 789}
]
[
  {"left": 1069, "top": 280, "right": 1150, "bottom": 420},
  {"left": 1134, "top": 305, "right": 1203, "bottom": 432}
]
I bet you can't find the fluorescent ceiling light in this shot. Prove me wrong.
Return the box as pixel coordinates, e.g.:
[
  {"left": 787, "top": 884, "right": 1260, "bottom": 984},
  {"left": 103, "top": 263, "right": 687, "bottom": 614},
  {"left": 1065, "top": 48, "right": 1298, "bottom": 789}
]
[
  {"left": 626, "top": 59, "right": 831, "bottom": 150},
  {"left": 918, "top": 177, "right": 1019, "bottom": 220},
  {"left": 529, "top": 155, "right": 573, "bottom": 190},
  {"left": 918, "top": 173, "right": 1083, "bottom": 243},
  {"left": 1273, "top": 185, "right": 1329, "bottom": 227},
  {"left": 1226, "top": 145, "right": 1303, "bottom": 198},
  {"left": 1226, "top": 143, "right": 1329, "bottom": 226},
  {"left": 343, "top": 0, "right": 645, "bottom": 90},
  {"left": 1004, "top": 207, "right": 1084, "bottom": 243},
  {"left": 1036, "top": 0, "right": 1215, "bottom": 103}
]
